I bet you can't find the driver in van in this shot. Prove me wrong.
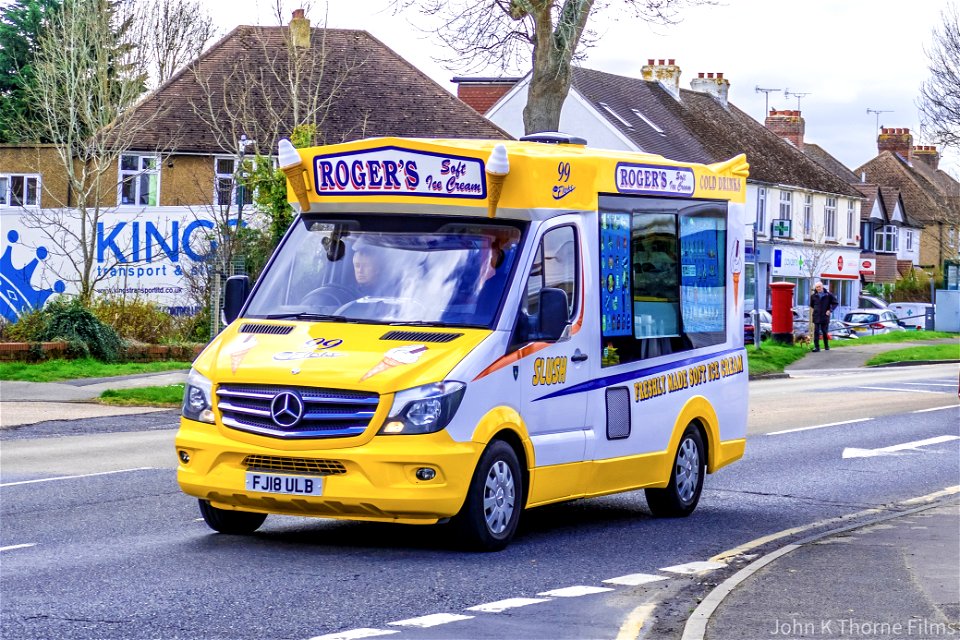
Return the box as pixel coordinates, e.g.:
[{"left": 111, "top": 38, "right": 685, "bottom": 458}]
[{"left": 352, "top": 246, "right": 383, "bottom": 295}]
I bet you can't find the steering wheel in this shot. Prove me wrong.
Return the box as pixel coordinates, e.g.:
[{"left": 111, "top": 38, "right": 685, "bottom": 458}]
[
  {"left": 335, "top": 297, "right": 427, "bottom": 318},
  {"left": 300, "top": 284, "right": 357, "bottom": 309}
]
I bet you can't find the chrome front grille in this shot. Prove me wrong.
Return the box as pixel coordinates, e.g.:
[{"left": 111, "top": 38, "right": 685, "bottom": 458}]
[
  {"left": 217, "top": 384, "right": 379, "bottom": 439},
  {"left": 243, "top": 455, "right": 347, "bottom": 476}
]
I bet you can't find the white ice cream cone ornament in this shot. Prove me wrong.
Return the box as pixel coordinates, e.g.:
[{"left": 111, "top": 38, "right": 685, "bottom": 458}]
[
  {"left": 486, "top": 144, "right": 510, "bottom": 218},
  {"left": 278, "top": 138, "right": 311, "bottom": 212}
]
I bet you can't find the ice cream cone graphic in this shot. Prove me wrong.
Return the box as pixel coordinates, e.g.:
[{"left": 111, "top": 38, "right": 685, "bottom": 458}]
[
  {"left": 361, "top": 345, "right": 427, "bottom": 381},
  {"left": 227, "top": 334, "right": 258, "bottom": 374},
  {"left": 733, "top": 271, "right": 741, "bottom": 301},
  {"left": 278, "top": 138, "right": 311, "bottom": 212},
  {"left": 486, "top": 144, "right": 510, "bottom": 218},
  {"left": 731, "top": 240, "right": 743, "bottom": 305}
]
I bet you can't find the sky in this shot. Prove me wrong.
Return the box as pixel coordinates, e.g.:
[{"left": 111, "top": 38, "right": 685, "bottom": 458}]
[{"left": 89, "top": 0, "right": 960, "bottom": 176}]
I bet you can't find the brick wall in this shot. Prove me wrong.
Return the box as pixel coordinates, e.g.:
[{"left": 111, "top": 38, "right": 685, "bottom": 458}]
[
  {"left": 877, "top": 128, "right": 912, "bottom": 159},
  {"left": 456, "top": 82, "right": 518, "bottom": 114},
  {"left": 764, "top": 110, "right": 805, "bottom": 150},
  {"left": 0, "top": 341, "right": 203, "bottom": 362}
]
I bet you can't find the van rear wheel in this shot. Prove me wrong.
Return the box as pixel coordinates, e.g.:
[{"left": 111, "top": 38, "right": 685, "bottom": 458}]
[
  {"left": 198, "top": 499, "right": 267, "bottom": 534},
  {"left": 645, "top": 425, "right": 705, "bottom": 518},
  {"left": 454, "top": 440, "right": 522, "bottom": 552}
]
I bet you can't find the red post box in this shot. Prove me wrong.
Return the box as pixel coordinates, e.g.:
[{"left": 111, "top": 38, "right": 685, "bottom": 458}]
[{"left": 770, "top": 281, "right": 795, "bottom": 344}]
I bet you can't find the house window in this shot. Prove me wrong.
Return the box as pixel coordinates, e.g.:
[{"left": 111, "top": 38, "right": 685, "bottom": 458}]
[
  {"left": 779, "top": 190, "right": 792, "bottom": 222},
  {"left": 598, "top": 102, "right": 633, "bottom": 129},
  {"left": 0, "top": 174, "right": 40, "bottom": 207},
  {"left": 874, "top": 225, "right": 898, "bottom": 253},
  {"left": 630, "top": 109, "right": 665, "bottom": 135},
  {"left": 803, "top": 194, "right": 813, "bottom": 238},
  {"left": 846, "top": 201, "right": 856, "bottom": 241},
  {"left": 824, "top": 197, "right": 837, "bottom": 240},
  {"left": 119, "top": 154, "right": 159, "bottom": 206},
  {"left": 905, "top": 229, "right": 914, "bottom": 252},
  {"left": 215, "top": 157, "right": 253, "bottom": 207},
  {"left": 757, "top": 187, "right": 767, "bottom": 235},
  {"left": 861, "top": 221, "right": 873, "bottom": 250}
]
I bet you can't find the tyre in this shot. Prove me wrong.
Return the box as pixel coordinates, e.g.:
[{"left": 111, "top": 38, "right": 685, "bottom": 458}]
[
  {"left": 198, "top": 499, "right": 267, "bottom": 534},
  {"left": 645, "top": 424, "right": 705, "bottom": 518},
  {"left": 454, "top": 440, "right": 523, "bottom": 552}
]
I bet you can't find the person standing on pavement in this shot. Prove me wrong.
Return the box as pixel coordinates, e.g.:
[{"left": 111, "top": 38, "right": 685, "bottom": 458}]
[{"left": 809, "top": 281, "right": 838, "bottom": 352}]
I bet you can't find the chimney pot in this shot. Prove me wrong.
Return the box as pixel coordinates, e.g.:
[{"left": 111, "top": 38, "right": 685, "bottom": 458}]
[
  {"left": 292, "top": 8, "right": 304, "bottom": 19},
  {"left": 658, "top": 59, "right": 665, "bottom": 65},
  {"left": 717, "top": 72, "right": 724, "bottom": 79},
  {"left": 698, "top": 72, "right": 705, "bottom": 78},
  {"left": 648, "top": 59, "right": 655, "bottom": 65},
  {"left": 668, "top": 58, "right": 675, "bottom": 65},
  {"left": 707, "top": 72, "right": 714, "bottom": 79}
]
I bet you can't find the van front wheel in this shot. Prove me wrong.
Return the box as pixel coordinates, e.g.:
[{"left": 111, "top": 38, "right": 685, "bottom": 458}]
[
  {"left": 198, "top": 499, "right": 267, "bottom": 534},
  {"left": 645, "top": 425, "right": 705, "bottom": 518},
  {"left": 454, "top": 440, "right": 522, "bottom": 552}
]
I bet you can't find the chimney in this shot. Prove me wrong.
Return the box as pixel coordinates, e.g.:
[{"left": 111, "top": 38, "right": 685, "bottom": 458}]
[
  {"left": 911, "top": 144, "right": 940, "bottom": 171},
  {"left": 877, "top": 127, "right": 913, "bottom": 160},
  {"left": 690, "top": 71, "right": 730, "bottom": 107},
  {"left": 290, "top": 8, "right": 310, "bottom": 48},
  {"left": 452, "top": 77, "right": 522, "bottom": 114},
  {"left": 765, "top": 109, "right": 805, "bottom": 150},
  {"left": 641, "top": 58, "right": 681, "bottom": 100}
]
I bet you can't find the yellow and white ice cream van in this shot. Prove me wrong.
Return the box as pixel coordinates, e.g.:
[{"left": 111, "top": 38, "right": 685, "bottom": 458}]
[{"left": 176, "top": 133, "right": 749, "bottom": 550}]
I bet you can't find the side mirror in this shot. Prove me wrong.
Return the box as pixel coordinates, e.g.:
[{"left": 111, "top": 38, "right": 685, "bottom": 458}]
[
  {"left": 537, "top": 287, "right": 570, "bottom": 341},
  {"left": 223, "top": 275, "right": 251, "bottom": 324}
]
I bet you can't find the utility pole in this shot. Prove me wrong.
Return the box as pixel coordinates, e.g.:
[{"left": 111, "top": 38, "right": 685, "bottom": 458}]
[
  {"left": 866, "top": 108, "right": 893, "bottom": 133},
  {"left": 755, "top": 86, "right": 781, "bottom": 117},
  {"left": 784, "top": 89, "right": 811, "bottom": 111}
]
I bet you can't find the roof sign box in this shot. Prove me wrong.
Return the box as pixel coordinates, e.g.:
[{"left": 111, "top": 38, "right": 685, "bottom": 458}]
[{"left": 312, "top": 146, "right": 487, "bottom": 199}]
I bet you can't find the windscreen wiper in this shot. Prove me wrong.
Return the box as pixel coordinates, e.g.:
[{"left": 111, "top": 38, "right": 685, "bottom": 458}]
[{"left": 264, "top": 312, "right": 349, "bottom": 322}]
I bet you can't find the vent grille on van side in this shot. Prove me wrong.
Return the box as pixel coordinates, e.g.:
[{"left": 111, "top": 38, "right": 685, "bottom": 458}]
[
  {"left": 239, "top": 324, "right": 294, "bottom": 335},
  {"left": 380, "top": 331, "right": 463, "bottom": 343},
  {"left": 606, "top": 387, "right": 631, "bottom": 440}
]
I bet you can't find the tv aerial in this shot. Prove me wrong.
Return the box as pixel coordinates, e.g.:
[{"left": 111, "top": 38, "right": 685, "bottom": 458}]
[
  {"left": 755, "top": 86, "right": 781, "bottom": 116},
  {"left": 784, "top": 89, "right": 811, "bottom": 111},
  {"left": 866, "top": 108, "right": 894, "bottom": 132}
]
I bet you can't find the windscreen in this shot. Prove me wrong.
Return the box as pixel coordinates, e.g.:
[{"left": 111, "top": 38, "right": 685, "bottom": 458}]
[{"left": 244, "top": 215, "right": 524, "bottom": 327}]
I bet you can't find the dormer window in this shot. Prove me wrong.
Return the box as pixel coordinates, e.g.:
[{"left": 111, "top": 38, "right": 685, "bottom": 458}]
[{"left": 874, "top": 225, "right": 898, "bottom": 253}]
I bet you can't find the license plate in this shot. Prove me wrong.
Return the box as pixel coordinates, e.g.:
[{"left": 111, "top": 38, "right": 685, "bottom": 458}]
[{"left": 245, "top": 472, "right": 323, "bottom": 496}]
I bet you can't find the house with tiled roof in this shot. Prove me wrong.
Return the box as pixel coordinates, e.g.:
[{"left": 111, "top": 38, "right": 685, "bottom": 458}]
[
  {"left": 0, "top": 11, "right": 507, "bottom": 321},
  {"left": 855, "top": 129, "right": 960, "bottom": 272},
  {"left": 459, "top": 61, "right": 865, "bottom": 312}
]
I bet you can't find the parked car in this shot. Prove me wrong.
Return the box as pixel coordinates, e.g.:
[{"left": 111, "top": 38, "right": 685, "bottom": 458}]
[
  {"left": 842, "top": 309, "right": 907, "bottom": 336},
  {"left": 827, "top": 319, "right": 857, "bottom": 340},
  {"left": 743, "top": 309, "right": 772, "bottom": 342},
  {"left": 858, "top": 295, "right": 889, "bottom": 310}
]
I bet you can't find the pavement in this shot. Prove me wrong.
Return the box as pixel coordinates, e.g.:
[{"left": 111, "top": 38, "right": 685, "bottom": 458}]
[{"left": 1, "top": 345, "right": 958, "bottom": 639}]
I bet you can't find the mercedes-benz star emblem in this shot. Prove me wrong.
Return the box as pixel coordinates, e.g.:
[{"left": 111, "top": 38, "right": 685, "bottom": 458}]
[{"left": 270, "top": 391, "right": 304, "bottom": 428}]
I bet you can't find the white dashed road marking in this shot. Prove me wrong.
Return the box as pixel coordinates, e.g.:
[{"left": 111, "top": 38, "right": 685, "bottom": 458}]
[
  {"left": 537, "top": 585, "right": 614, "bottom": 597},
  {"left": 767, "top": 418, "right": 872, "bottom": 436},
  {"left": 466, "top": 597, "right": 551, "bottom": 613},
  {"left": 912, "top": 405, "right": 958, "bottom": 413},
  {"left": 856, "top": 386, "right": 949, "bottom": 394},
  {"left": 0, "top": 467, "right": 156, "bottom": 487},
  {"left": 660, "top": 561, "right": 727, "bottom": 575},
  {"left": 0, "top": 543, "right": 37, "bottom": 552},
  {"left": 603, "top": 573, "right": 669, "bottom": 586},
  {"left": 387, "top": 613, "right": 473, "bottom": 628}
]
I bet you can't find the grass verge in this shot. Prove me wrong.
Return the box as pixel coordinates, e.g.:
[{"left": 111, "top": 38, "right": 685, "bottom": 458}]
[
  {"left": 746, "top": 342, "right": 809, "bottom": 377},
  {"left": 0, "top": 359, "right": 192, "bottom": 382},
  {"left": 827, "top": 330, "right": 956, "bottom": 347},
  {"left": 866, "top": 344, "right": 960, "bottom": 367},
  {"left": 98, "top": 384, "right": 184, "bottom": 407}
]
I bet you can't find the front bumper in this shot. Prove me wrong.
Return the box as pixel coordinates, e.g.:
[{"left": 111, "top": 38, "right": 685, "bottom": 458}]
[{"left": 175, "top": 418, "right": 482, "bottom": 524}]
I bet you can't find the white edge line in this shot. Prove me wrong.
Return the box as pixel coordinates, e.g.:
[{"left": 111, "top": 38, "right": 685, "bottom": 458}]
[
  {"left": 1, "top": 467, "right": 156, "bottom": 488},
  {"left": 603, "top": 573, "right": 668, "bottom": 586},
  {"left": 537, "top": 585, "right": 615, "bottom": 597},
  {"left": 387, "top": 613, "right": 474, "bottom": 628},
  {"left": 912, "top": 405, "right": 959, "bottom": 413},
  {"left": 307, "top": 629, "right": 399, "bottom": 640},
  {"left": 767, "top": 418, "right": 872, "bottom": 436},
  {"left": 465, "top": 597, "right": 551, "bottom": 613},
  {"left": 0, "top": 543, "right": 37, "bottom": 552}
]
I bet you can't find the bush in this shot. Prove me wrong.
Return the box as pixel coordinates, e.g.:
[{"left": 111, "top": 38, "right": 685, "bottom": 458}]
[
  {"left": 92, "top": 297, "right": 175, "bottom": 344},
  {"left": 2, "top": 308, "right": 48, "bottom": 342},
  {"left": 40, "top": 297, "right": 123, "bottom": 362}
]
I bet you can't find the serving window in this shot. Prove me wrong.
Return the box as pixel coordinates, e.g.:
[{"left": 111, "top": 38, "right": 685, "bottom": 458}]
[{"left": 599, "top": 195, "right": 727, "bottom": 367}]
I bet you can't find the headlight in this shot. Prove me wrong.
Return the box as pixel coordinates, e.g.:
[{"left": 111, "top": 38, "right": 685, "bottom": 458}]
[
  {"left": 181, "top": 368, "right": 215, "bottom": 424},
  {"left": 379, "top": 381, "right": 466, "bottom": 435}
]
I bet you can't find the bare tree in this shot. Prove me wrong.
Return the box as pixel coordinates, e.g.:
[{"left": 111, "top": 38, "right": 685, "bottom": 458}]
[
  {"left": 122, "top": 0, "right": 218, "bottom": 87},
  {"left": 398, "top": 0, "right": 710, "bottom": 134},
  {"left": 21, "top": 0, "right": 175, "bottom": 303},
  {"left": 919, "top": 2, "right": 960, "bottom": 150}
]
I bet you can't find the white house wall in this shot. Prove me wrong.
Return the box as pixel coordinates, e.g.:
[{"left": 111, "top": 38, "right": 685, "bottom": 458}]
[{"left": 898, "top": 227, "right": 921, "bottom": 265}]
